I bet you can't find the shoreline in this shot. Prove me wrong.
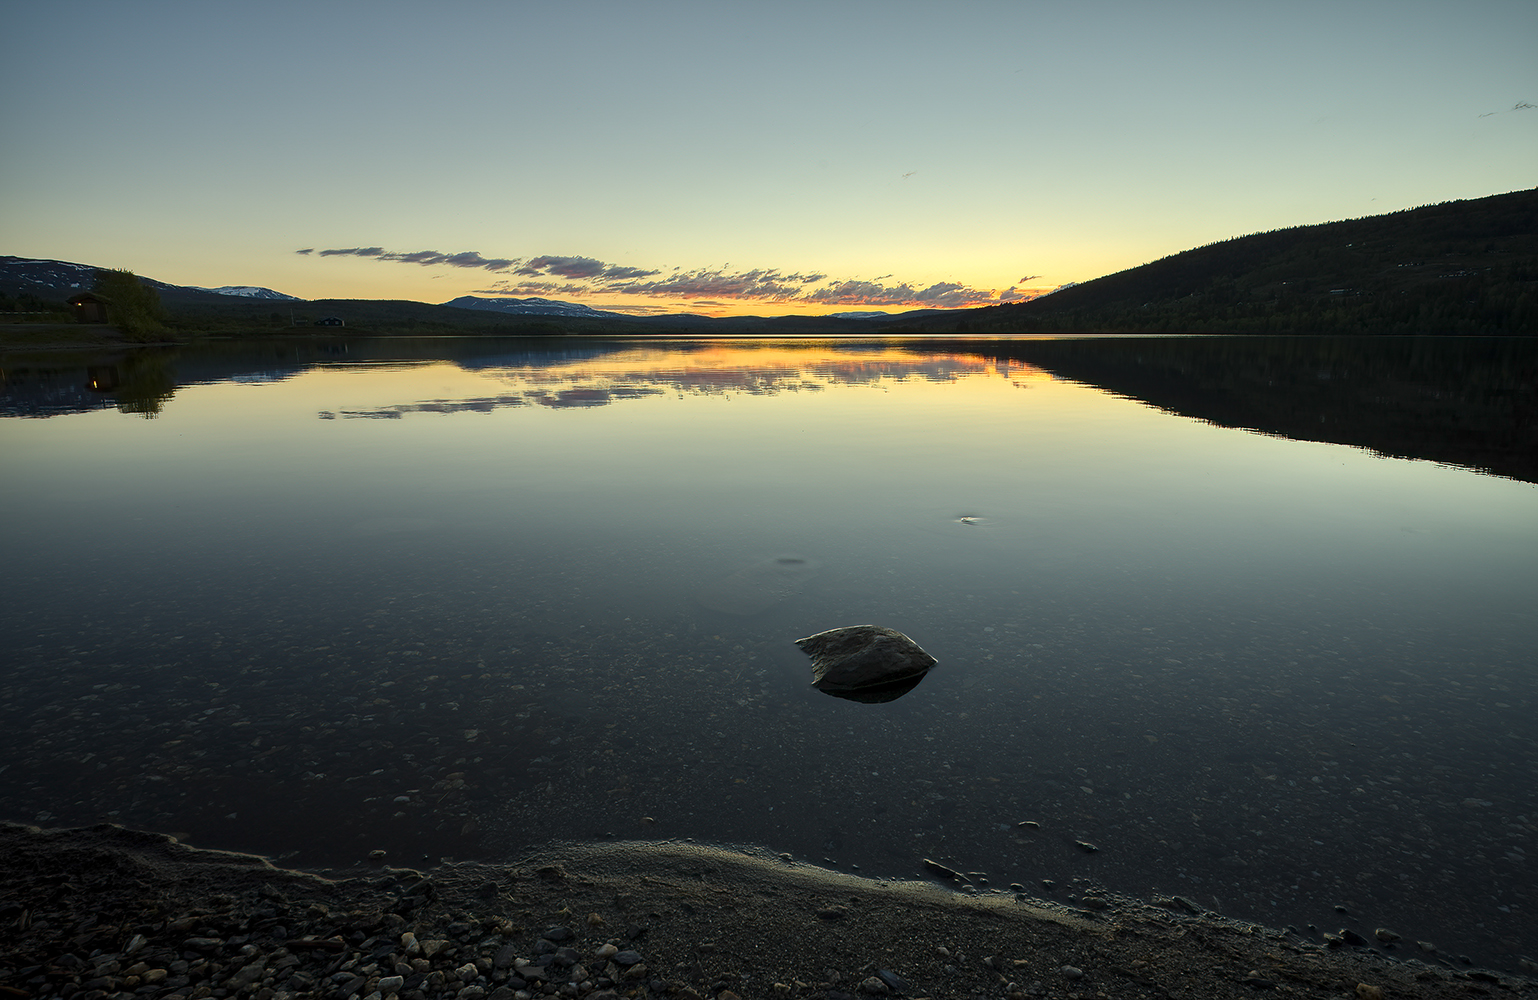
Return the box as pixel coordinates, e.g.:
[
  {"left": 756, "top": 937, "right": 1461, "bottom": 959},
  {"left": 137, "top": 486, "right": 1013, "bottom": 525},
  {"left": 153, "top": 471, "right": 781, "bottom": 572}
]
[{"left": 3, "top": 822, "right": 1532, "bottom": 1000}]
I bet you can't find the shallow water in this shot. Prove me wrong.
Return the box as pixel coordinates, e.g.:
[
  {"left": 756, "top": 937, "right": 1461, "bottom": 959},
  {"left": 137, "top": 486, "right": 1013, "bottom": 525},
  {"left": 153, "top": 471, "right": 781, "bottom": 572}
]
[{"left": 2, "top": 335, "right": 1535, "bottom": 970}]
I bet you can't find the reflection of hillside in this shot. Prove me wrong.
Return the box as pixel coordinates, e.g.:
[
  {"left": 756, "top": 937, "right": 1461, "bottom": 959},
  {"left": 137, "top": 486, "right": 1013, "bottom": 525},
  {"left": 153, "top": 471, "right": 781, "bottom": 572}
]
[
  {"left": 0, "top": 348, "right": 179, "bottom": 418},
  {"left": 928, "top": 336, "right": 1538, "bottom": 484},
  {"left": 0, "top": 363, "right": 117, "bottom": 417}
]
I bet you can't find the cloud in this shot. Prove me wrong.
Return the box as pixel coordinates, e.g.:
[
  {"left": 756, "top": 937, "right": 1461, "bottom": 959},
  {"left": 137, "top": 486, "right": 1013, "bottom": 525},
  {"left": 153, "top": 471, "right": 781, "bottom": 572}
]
[
  {"left": 1478, "top": 101, "right": 1535, "bottom": 118},
  {"left": 607, "top": 268, "right": 813, "bottom": 301},
  {"left": 304, "top": 246, "right": 516, "bottom": 271},
  {"left": 316, "top": 247, "right": 383, "bottom": 257},
  {"left": 806, "top": 279, "right": 1008, "bottom": 309},
  {"left": 515, "top": 255, "right": 604, "bottom": 278},
  {"left": 509, "top": 256, "right": 666, "bottom": 281},
  {"left": 304, "top": 243, "right": 1051, "bottom": 312}
]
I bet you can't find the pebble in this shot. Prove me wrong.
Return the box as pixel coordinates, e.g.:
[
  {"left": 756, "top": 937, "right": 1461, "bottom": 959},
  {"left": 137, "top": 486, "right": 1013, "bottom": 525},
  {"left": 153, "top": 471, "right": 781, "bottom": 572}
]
[
  {"left": 12, "top": 890, "right": 651, "bottom": 1000},
  {"left": 1, "top": 820, "right": 1499, "bottom": 1000}
]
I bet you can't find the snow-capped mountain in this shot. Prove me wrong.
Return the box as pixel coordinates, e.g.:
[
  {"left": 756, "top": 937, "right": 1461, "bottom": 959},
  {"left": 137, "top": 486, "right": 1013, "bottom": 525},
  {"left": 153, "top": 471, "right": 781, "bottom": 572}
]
[
  {"left": 190, "top": 285, "right": 301, "bottom": 300},
  {"left": 0, "top": 256, "right": 302, "bottom": 302},
  {"left": 0, "top": 256, "right": 106, "bottom": 295},
  {"left": 441, "top": 295, "right": 632, "bottom": 320}
]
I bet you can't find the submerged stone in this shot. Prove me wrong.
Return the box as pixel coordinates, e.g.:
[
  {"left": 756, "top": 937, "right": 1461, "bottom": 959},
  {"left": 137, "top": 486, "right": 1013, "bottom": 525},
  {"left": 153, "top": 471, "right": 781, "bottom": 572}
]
[{"left": 794, "top": 625, "right": 937, "bottom": 702}]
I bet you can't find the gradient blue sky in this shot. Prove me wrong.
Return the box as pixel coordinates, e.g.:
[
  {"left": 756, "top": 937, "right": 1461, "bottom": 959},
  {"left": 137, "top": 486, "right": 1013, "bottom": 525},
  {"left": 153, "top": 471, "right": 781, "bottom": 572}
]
[{"left": 5, "top": 1, "right": 1534, "bottom": 316}]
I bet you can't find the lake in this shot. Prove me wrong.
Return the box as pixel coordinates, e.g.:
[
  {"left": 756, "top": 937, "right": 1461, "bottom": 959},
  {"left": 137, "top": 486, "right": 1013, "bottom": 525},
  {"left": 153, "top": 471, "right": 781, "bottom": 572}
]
[{"left": 2, "top": 334, "right": 1535, "bottom": 971}]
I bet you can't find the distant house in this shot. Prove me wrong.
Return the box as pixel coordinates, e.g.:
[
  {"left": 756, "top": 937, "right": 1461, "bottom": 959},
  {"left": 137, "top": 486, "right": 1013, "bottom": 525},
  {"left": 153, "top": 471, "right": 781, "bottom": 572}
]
[
  {"left": 67, "top": 292, "right": 109, "bottom": 324},
  {"left": 315, "top": 316, "right": 345, "bottom": 327}
]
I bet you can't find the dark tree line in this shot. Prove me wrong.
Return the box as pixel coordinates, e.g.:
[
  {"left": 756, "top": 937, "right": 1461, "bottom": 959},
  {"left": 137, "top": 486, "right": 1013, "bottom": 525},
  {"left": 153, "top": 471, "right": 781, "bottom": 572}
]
[{"left": 92, "top": 268, "right": 167, "bottom": 341}]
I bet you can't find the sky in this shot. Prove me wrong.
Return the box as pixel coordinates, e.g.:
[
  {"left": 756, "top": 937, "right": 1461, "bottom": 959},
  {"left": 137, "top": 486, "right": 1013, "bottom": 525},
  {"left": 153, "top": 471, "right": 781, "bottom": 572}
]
[{"left": 4, "top": 1, "right": 1534, "bottom": 317}]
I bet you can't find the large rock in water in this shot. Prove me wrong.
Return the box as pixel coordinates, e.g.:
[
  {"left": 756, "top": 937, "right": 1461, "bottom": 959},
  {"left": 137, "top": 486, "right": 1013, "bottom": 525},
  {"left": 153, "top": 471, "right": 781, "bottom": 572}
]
[{"left": 795, "top": 625, "right": 937, "bottom": 702}]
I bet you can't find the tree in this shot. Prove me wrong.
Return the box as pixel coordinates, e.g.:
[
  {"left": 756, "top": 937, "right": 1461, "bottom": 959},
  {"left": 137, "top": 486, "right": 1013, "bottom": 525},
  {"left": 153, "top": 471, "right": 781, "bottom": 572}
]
[{"left": 92, "top": 268, "right": 167, "bottom": 341}]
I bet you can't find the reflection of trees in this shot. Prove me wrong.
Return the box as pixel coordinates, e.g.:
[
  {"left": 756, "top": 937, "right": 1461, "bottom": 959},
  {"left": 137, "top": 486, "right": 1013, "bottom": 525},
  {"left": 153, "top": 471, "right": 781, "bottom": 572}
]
[
  {"left": 0, "top": 347, "right": 183, "bottom": 418},
  {"left": 941, "top": 336, "right": 1538, "bottom": 483},
  {"left": 112, "top": 349, "right": 179, "bottom": 418}
]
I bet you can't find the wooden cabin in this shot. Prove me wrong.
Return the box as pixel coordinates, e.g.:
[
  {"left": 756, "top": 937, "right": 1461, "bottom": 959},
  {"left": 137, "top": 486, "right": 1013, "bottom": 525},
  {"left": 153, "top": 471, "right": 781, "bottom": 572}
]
[{"left": 67, "top": 292, "right": 109, "bottom": 324}]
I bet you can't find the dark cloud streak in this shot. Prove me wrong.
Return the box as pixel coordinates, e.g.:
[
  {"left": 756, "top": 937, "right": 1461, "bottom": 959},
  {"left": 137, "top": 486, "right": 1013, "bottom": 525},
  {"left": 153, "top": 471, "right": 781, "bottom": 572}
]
[
  {"left": 302, "top": 244, "right": 1049, "bottom": 311},
  {"left": 1478, "top": 101, "right": 1535, "bottom": 118},
  {"left": 305, "top": 247, "right": 516, "bottom": 272}
]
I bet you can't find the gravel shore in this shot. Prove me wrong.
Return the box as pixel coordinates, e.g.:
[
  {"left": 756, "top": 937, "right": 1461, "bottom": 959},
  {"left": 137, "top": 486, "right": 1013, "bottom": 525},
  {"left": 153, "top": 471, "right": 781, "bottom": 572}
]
[{"left": 4, "top": 822, "right": 1533, "bottom": 1000}]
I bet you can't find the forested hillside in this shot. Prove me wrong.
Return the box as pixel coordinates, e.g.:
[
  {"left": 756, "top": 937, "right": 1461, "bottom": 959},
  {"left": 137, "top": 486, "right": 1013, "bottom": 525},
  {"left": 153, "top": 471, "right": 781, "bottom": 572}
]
[{"left": 897, "top": 188, "right": 1538, "bottom": 335}]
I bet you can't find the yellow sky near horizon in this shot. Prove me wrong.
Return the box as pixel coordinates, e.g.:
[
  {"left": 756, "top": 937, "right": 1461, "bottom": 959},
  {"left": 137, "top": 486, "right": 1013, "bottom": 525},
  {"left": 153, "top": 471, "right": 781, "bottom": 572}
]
[{"left": 3, "top": 2, "right": 1534, "bottom": 317}]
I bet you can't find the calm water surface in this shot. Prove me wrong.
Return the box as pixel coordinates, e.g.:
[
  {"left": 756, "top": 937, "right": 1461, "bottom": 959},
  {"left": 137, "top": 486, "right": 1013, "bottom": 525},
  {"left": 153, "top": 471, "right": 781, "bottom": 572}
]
[{"left": 2, "top": 336, "right": 1535, "bottom": 970}]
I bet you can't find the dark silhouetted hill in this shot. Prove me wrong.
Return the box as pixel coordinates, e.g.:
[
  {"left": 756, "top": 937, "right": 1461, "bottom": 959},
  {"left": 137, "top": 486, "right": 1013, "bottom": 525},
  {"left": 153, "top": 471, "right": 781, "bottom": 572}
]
[{"left": 893, "top": 188, "right": 1538, "bottom": 335}]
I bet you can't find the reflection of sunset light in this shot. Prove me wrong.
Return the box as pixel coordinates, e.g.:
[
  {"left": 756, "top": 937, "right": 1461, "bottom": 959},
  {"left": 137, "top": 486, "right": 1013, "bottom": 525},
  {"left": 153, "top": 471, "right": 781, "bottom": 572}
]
[
  {"left": 490, "top": 342, "right": 1047, "bottom": 383},
  {"left": 296, "top": 342, "right": 1056, "bottom": 419}
]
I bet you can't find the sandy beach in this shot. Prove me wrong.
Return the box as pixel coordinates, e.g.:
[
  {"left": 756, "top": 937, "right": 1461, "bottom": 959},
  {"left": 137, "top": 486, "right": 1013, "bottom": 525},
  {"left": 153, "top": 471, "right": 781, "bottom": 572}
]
[{"left": 3, "top": 822, "right": 1532, "bottom": 1000}]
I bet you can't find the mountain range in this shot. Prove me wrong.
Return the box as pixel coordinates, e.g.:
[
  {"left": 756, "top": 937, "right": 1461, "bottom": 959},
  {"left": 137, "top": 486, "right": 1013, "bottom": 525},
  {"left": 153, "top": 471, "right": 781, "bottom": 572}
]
[
  {"left": 0, "top": 256, "right": 300, "bottom": 304},
  {"left": 0, "top": 256, "right": 947, "bottom": 328},
  {"left": 4, "top": 187, "right": 1534, "bottom": 335}
]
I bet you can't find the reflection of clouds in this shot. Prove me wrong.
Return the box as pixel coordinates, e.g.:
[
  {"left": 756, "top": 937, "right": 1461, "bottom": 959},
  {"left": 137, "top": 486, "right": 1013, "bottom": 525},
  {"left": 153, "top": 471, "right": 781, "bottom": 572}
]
[
  {"left": 316, "top": 349, "right": 1049, "bottom": 419},
  {"left": 530, "top": 387, "right": 663, "bottom": 408},
  {"left": 319, "top": 395, "right": 531, "bottom": 419},
  {"left": 317, "top": 386, "right": 666, "bottom": 418},
  {"left": 490, "top": 354, "right": 1005, "bottom": 395}
]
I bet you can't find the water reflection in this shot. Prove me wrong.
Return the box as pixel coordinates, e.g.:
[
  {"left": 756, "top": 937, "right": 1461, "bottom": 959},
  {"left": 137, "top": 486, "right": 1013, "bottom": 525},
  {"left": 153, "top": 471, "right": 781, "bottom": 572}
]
[
  {"left": 1, "top": 334, "right": 1535, "bottom": 971},
  {"left": 1, "top": 346, "right": 180, "bottom": 418},
  {"left": 4, "top": 335, "right": 1532, "bottom": 483},
  {"left": 930, "top": 335, "right": 1538, "bottom": 483}
]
